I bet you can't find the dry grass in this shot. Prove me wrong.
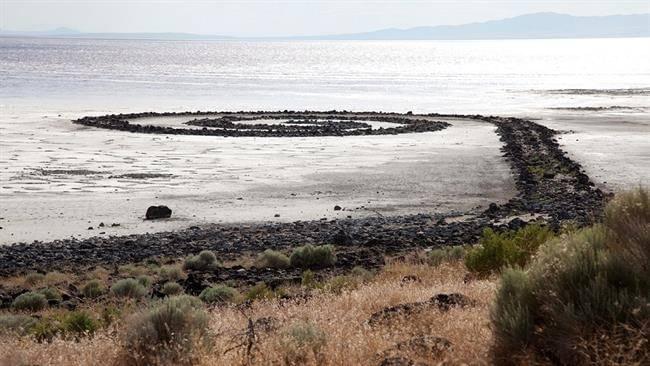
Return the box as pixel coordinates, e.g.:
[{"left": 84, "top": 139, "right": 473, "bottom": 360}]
[
  {"left": 575, "top": 322, "right": 649, "bottom": 366},
  {"left": 0, "top": 262, "right": 495, "bottom": 365},
  {"left": 0, "top": 333, "right": 122, "bottom": 366}
]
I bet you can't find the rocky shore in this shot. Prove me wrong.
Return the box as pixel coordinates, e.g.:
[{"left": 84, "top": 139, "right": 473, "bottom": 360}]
[{"left": 0, "top": 113, "right": 607, "bottom": 284}]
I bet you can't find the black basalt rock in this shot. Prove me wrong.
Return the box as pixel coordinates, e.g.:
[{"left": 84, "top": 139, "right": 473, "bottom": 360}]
[
  {"left": 332, "top": 228, "right": 353, "bottom": 245},
  {"left": 145, "top": 205, "right": 172, "bottom": 220}
]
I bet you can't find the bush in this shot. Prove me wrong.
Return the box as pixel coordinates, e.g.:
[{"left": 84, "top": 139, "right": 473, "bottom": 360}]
[
  {"left": 29, "top": 317, "right": 63, "bottom": 342},
  {"left": 350, "top": 266, "right": 374, "bottom": 282},
  {"left": 199, "top": 285, "right": 239, "bottom": 304},
  {"left": 428, "top": 245, "right": 466, "bottom": 267},
  {"left": 183, "top": 250, "right": 220, "bottom": 271},
  {"left": 100, "top": 305, "right": 121, "bottom": 327},
  {"left": 12, "top": 292, "right": 48, "bottom": 312},
  {"left": 37, "top": 287, "right": 62, "bottom": 303},
  {"left": 136, "top": 275, "right": 154, "bottom": 288},
  {"left": 290, "top": 244, "right": 336, "bottom": 269},
  {"left": 281, "top": 321, "right": 327, "bottom": 364},
  {"left": 301, "top": 270, "right": 317, "bottom": 288},
  {"left": 324, "top": 275, "right": 358, "bottom": 294},
  {"left": 491, "top": 189, "right": 650, "bottom": 364},
  {"left": 118, "top": 264, "right": 147, "bottom": 277},
  {"left": 82, "top": 280, "right": 105, "bottom": 298},
  {"left": 111, "top": 278, "right": 147, "bottom": 299},
  {"left": 43, "top": 271, "right": 68, "bottom": 285},
  {"left": 24, "top": 273, "right": 44, "bottom": 287},
  {"left": 245, "top": 283, "right": 275, "bottom": 302},
  {"left": 0, "top": 314, "right": 38, "bottom": 336},
  {"left": 465, "top": 224, "right": 553, "bottom": 275},
  {"left": 159, "top": 265, "right": 185, "bottom": 282},
  {"left": 491, "top": 268, "right": 534, "bottom": 354},
  {"left": 162, "top": 282, "right": 184, "bottom": 296},
  {"left": 124, "top": 295, "right": 210, "bottom": 365},
  {"left": 256, "top": 249, "right": 290, "bottom": 269},
  {"left": 604, "top": 186, "right": 650, "bottom": 270},
  {"left": 62, "top": 311, "right": 98, "bottom": 337}
]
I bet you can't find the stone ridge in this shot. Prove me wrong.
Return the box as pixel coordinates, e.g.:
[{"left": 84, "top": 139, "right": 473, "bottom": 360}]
[{"left": 73, "top": 111, "right": 451, "bottom": 137}]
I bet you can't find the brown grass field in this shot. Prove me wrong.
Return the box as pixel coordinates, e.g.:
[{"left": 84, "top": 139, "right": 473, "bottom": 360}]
[{"left": 0, "top": 261, "right": 495, "bottom": 366}]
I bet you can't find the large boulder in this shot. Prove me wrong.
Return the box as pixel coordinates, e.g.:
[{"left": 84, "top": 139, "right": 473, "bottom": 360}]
[{"left": 145, "top": 205, "right": 172, "bottom": 220}]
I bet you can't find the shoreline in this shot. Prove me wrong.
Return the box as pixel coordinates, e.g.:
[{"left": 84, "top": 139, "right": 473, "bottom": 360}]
[{"left": 0, "top": 113, "right": 607, "bottom": 280}]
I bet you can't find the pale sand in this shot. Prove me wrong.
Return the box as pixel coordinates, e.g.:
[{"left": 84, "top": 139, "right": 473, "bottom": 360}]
[{"left": 0, "top": 116, "right": 514, "bottom": 244}]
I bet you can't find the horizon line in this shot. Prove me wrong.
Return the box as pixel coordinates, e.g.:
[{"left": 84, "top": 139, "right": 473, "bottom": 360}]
[{"left": 2, "top": 11, "right": 649, "bottom": 40}]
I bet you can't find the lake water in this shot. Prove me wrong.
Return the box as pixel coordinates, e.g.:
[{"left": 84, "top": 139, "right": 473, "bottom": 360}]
[{"left": 1, "top": 37, "right": 649, "bottom": 115}]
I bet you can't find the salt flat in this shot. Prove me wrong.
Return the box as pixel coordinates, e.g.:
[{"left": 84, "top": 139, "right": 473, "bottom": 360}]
[{"left": 0, "top": 115, "right": 514, "bottom": 244}]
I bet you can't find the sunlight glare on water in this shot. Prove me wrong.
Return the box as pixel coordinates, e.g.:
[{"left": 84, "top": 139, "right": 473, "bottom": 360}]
[{"left": 1, "top": 37, "right": 649, "bottom": 115}]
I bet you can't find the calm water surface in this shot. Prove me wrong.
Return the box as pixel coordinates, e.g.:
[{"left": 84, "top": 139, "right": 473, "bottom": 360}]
[{"left": 1, "top": 37, "right": 649, "bottom": 115}]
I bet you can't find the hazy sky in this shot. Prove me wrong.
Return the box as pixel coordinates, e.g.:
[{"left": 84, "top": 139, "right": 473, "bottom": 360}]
[{"left": 1, "top": 0, "right": 648, "bottom": 36}]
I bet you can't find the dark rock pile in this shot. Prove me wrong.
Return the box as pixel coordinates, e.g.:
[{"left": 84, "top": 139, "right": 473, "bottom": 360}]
[
  {"left": 73, "top": 111, "right": 451, "bottom": 137},
  {"left": 478, "top": 116, "right": 608, "bottom": 228},
  {"left": 186, "top": 116, "right": 373, "bottom": 131},
  {"left": 368, "top": 292, "right": 473, "bottom": 326}
]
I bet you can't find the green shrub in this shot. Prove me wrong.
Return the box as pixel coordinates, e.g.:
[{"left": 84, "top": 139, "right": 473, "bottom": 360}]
[
  {"left": 0, "top": 314, "right": 38, "bottom": 336},
  {"left": 256, "top": 249, "right": 290, "bottom": 269},
  {"left": 245, "top": 283, "right": 275, "bottom": 302},
  {"left": 428, "top": 249, "right": 447, "bottom": 267},
  {"left": 82, "top": 280, "right": 105, "bottom": 299},
  {"left": 62, "top": 311, "right": 98, "bottom": 337},
  {"left": 136, "top": 275, "right": 154, "bottom": 288},
  {"left": 350, "top": 266, "right": 374, "bottom": 282},
  {"left": 198, "top": 250, "right": 216, "bottom": 262},
  {"left": 465, "top": 228, "right": 518, "bottom": 275},
  {"left": 24, "top": 273, "right": 45, "bottom": 287},
  {"left": 199, "top": 285, "right": 239, "bottom": 304},
  {"left": 111, "top": 278, "right": 147, "bottom": 299},
  {"left": 159, "top": 265, "right": 185, "bottom": 282},
  {"left": 12, "top": 292, "right": 48, "bottom": 312},
  {"left": 290, "top": 244, "right": 336, "bottom": 269},
  {"left": 324, "top": 275, "right": 357, "bottom": 294},
  {"left": 124, "top": 295, "right": 210, "bottom": 365},
  {"left": 428, "top": 245, "right": 466, "bottom": 267},
  {"left": 29, "top": 317, "right": 63, "bottom": 342},
  {"left": 286, "top": 321, "right": 326, "bottom": 348},
  {"left": 465, "top": 224, "right": 553, "bottom": 275},
  {"left": 491, "top": 268, "right": 534, "bottom": 355},
  {"left": 183, "top": 250, "right": 220, "bottom": 271},
  {"left": 37, "top": 287, "right": 62, "bottom": 303},
  {"left": 100, "top": 305, "right": 122, "bottom": 327},
  {"left": 491, "top": 191, "right": 650, "bottom": 364},
  {"left": 604, "top": 186, "right": 650, "bottom": 270},
  {"left": 162, "top": 282, "right": 184, "bottom": 296},
  {"left": 301, "top": 270, "right": 317, "bottom": 288},
  {"left": 281, "top": 321, "right": 327, "bottom": 364}
]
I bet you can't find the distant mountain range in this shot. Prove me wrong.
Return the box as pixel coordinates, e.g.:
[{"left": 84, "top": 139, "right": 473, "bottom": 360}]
[
  {"left": 0, "top": 27, "right": 234, "bottom": 41},
  {"left": 2, "top": 13, "right": 648, "bottom": 41}
]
